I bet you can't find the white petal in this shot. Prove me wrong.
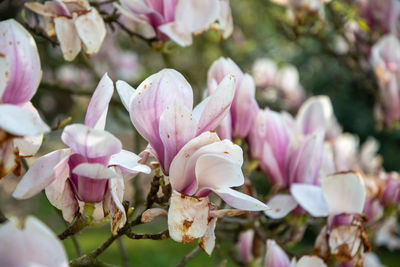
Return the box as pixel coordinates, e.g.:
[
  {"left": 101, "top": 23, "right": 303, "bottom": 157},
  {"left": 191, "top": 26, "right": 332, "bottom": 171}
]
[
  {"left": 0, "top": 104, "right": 50, "bottom": 136},
  {"left": 199, "top": 217, "right": 217, "bottom": 255},
  {"left": 264, "top": 194, "right": 298, "bottom": 219},
  {"left": 290, "top": 184, "right": 329, "bottom": 217},
  {"left": 116, "top": 80, "right": 135, "bottom": 111},
  {"left": 72, "top": 163, "right": 118, "bottom": 179},
  {"left": 322, "top": 172, "right": 366, "bottom": 215},
  {"left": 109, "top": 149, "right": 151, "bottom": 175},
  {"left": 54, "top": 17, "right": 81, "bottom": 61},
  {"left": 213, "top": 187, "right": 269, "bottom": 211},
  {"left": 158, "top": 22, "right": 193, "bottom": 47},
  {"left": 74, "top": 8, "right": 106, "bottom": 54},
  {"left": 295, "top": 256, "right": 326, "bottom": 267}
]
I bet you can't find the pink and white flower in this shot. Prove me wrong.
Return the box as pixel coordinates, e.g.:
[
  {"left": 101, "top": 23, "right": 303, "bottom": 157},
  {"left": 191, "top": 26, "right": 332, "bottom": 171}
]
[
  {"left": 115, "top": 0, "right": 233, "bottom": 46},
  {"left": 271, "top": 0, "right": 331, "bottom": 20},
  {"left": 116, "top": 68, "right": 236, "bottom": 174},
  {"left": 0, "top": 19, "right": 50, "bottom": 178},
  {"left": 25, "top": 0, "right": 106, "bottom": 61},
  {"left": 13, "top": 74, "right": 150, "bottom": 234},
  {"left": 167, "top": 131, "right": 269, "bottom": 254},
  {"left": 0, "top": 216, "right": 68, "bottom": 267},
  {"left": 207, "top": 57, "right": 259, "bottom": 139}
]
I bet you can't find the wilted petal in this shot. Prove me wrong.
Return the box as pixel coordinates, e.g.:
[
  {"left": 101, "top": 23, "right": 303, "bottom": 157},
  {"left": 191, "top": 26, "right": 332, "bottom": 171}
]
[
  {"left": 0, "top": 216, "right": 68, "bottom": 267},
  {"left": 54, "top": 17, "right": 81, "bottom": 61},
  {"left": 0, "top": 138, "right": 18, "bottom": 178},
  {"left": 213, "top": 187, "right": 269, "bottom": 211},
  {"left": 199, "top": 217, "right": 217, "bottom": 255},
  {"left": 13, "top": 149, "right": 72, "bottom": 199},
  {"left": 116, "top": 80, "right": 135, "bottom": 111},
  {"left": 0, "top": 104, "right": 50, "bottom": 136},
  {"left": 84, "top": 73, "right": 114, "bottom": 130},
  {"left": 265, "top": 239, "right": 291, "bottom": 267},
  {"left": 141, "top": 208, "right": 168, "bottom": 223},
  {"left": 109, "top": 177, "right": 126, "bottom": 235},
  {"left": 290, "top": 184, "right": 328, "bottom": 217},
  {"left": 0, "top": 19, "right": 41, "bottom": 104},
  {"left": 216, "top": 0, "right": 233, "bottom": 39},
  {"left": 13, "top": 135, "right": 43, "bottom": 157},
  {"left": 61, "top": 124, "right": 122, "bottom": 159},
  {"left": 169, "top": 131, "right": 220, "bottom": 193},
  {"left": 328, "top": 225, "right": 363, "bottom": 261},
  {"left": 159, "top": 101, "right": 197, "bottom": 173},
  {"left": 322, "top": 172, "right": 366, "bottom": 215},
  {"left": 264, "top": 194, "right": 298, "bottom": 219},
  {"left": 194, "top": 74, "right": 235, "bottom": 134},
  {"left": 109, "top": 149, "right": 151, "bottom": 175},
  {"left": 129, "top": 69, "right": 193, "bottom": 165},
  {"left": 168, "top": 191, "right": 209, "bottom": 243},
  {"left": 24, "top": 2, "right": 57, "bottom": 16},
  {"left": 295, "top": 256, "right": 326, "bottom": 267},
  {"left": 74, "top": 8, "right": 106, "bottom": 54}
]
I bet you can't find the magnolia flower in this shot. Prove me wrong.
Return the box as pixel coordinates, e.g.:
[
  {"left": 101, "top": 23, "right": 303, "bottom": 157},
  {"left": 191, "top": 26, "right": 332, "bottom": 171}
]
[
  {"left": 271, "top": 0, "right": 331, "bottom": 20},
  {"left": 25, "top": 0, "right": 106, "bottom": 61},
  {"left": 0, "top": 216, "right": 68, "bottom": 267},
  {"left": 265, "top": 239, "right": 326, "bottom": 267},
  {"left": 0, "top": 19, "right": 50, "bottom": 178},
  {"left": 370, "top": 35, "right": 400, "bottom": 127},
  {"left": 116, "top": 68, "right": 235, "bottom": 174},
  {"left": 207, "top": 57, "right": 259, "bottom": 139},
  {"left": 375, "top": 217, "right": 400, "bottom": 250},
  {"left": 167, "top": 131, "right": 269, "bottom": 254},
  {"left": 252, "top": 58, "right": 278, "bottom": 89},
  {"left": 358, "top": 0, "right": 400, "bottom": 37},
  {"left": 13, "top": 74, "right": 150, "bottom": 234},
  {"left": 116, "top": 0, "right": 233, "bottom": 46},
  {"left": 379, "top": 171, "right": 400, "bottom": 207},
  {"left": 237, "top": 230, "right": 255, "bottom": 264},
  {"left": 291, "top": 172, "right": 370, "bottom": 265}
]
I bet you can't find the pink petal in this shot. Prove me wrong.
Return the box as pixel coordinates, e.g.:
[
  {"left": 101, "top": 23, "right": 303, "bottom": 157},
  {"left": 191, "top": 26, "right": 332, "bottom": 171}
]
[
  {"left": 264, "top": 194, "right": 298, "bottom": 219},
  {"left": 0, "top": 19, "right": 41, "bottom": 104},
  {"left": 169, "top": 131, "right": 220, "bottom": 193},
  {"left": 109, "top": 149, "right": 151, "bottom": 175},
  {"left": 207, "top": 57, "right": 243, "bottom": 92},
  {"left": 13, "top": 149, "right": 72, "bottom": 199},
  {"left": 290, "top": 184, "right": 328, "bottom": 217},
  {"left": 265, "top": 239, "right": 291, "bottom": 267},
  {"left": 158, "top": 22, "right": 193, "bottom": 46},
  {"left": 61, "top": 123, "right": 122, "bottom": 159},
  {"left": 0, "top": 104, "right": 49, "bottom": 136},
  {"left": 159, "top": 101, "right": 197, "bottom": 173},
  {"left": 54, "top": 16, "right": 81, "bottom": 61},
  {"left": 0, "top": 216, "right": 68, "bottom": 267},
  {"left": 84, "top": 73, "right": 114, "bottom": 130},
  {"left": 215, "top": 113, "right": 232, "bottom": 140},
  {"left": 74, "top": 8, "right": 106, "bottom": 54},
  {"left": 129, "top": 69, "right": 193, "bottom": 166},
  {"left": 261, "top": 142, "right": 286, "bottom": 187},
  {"left": 237, "top": 230, "right": 254, "bottom": 264},
  {"left": 194, "top": 74, "right": 235, "bottom": 134},
  {"left": 322, "top": 171, "right": 366, "bottom": 215},
  {"left": 212, "top": 187, "right": 269, "bottom": 211}
]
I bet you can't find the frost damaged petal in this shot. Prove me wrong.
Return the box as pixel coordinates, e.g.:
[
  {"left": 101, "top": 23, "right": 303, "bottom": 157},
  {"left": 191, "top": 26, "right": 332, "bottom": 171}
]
[
  {"left": 0, "top": 138, "right": 19, "bottom": 178},
  {"left": 141, "top": 208, "right": 168, "bottom": 223},
  {"left": 168, "top": 190, "right": 209, "bottom": 243},
  {"left": 199, "top": 217, "right": 217, "bottom": 255}
]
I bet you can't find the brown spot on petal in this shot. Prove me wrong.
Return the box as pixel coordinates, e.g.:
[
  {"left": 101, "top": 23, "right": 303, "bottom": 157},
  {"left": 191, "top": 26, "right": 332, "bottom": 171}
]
[
  {"left": 183, "top": 219, "right": 193, "bottom": 229},
  {"left": 334, "top": 243, "right": 353, "bottom": 262},
  {"left": 182, "top": 234, "right": 195, "bottom": 244},
  {"left": 5, "top": 71, "right": 8, "bottom": 78},
  {"left": 0, "top": 53, "right": 5, "bottom": 58}
]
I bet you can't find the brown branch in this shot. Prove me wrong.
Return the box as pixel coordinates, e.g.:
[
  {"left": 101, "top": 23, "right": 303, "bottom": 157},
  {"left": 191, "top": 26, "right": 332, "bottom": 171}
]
[
  {"left": 146, "top": 173, "right": 163, "bottom": 209},
  {"left": 21, "top": 22, "right": 59, "bottom": 46},
  {"left": 58, "top": 214, "right": 88, "bottom": 240},
  {"left": 125, "top": 230, "right": 169, "bottom": 240}
]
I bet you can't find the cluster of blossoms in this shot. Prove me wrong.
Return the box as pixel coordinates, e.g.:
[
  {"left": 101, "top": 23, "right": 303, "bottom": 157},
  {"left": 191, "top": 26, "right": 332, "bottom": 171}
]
[{"left": 1, "top": 1, "right": 400, "bottom": 267}]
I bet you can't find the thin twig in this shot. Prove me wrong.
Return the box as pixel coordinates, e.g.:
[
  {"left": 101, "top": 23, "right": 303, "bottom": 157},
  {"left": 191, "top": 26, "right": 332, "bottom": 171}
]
[
  {"left": 21, "top": 22, "right": 59, "bottom": 46},
  {"left": 125, "top": 230, "right": 169, "bottom": 240},
  {"left": 58, "top": 214, "right": 88, "bottom": 240},
  {"left": 177, "top": 247, "right": 201, "bottom": 267},
  {"left": 71, "top": 235, "right": 83, "bottom": 257}
]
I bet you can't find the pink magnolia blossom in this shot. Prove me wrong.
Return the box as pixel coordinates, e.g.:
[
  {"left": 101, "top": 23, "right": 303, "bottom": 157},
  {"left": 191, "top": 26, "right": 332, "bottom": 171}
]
[
  {"left": 25, "top": 0, "right": 106, "bottom": 61},
  {"left": 291, "top": 172, "right": 370, "bottom": 264},
  {"left": 0, "top": 216, "right": 68, "bottom": 267},
  {"left": 115, "top": 0, "right": 233, "bottom": 46},
  {"left": 167, "top": 131, "right": 269, "bottom": 254},
  {"left": 265, "top": 239, "right": 326, "bottom": 267},
  {"left": 13, "top": 74, "right": 150, "bottom": 234},
  {"left": 116, "top": 68, "right": 235, "bottom": 174},
  {"left": 0, "top": 19, "right": 50, "bottom": 178},
  {"left": 207, "top": 57, "right": 259, "bottom": 139},
  {"left": 370, "top": 34, "right": 400, "bottom": 127},
  {"left": 237, "top": 230, "right": 255, "bottom": 264}
]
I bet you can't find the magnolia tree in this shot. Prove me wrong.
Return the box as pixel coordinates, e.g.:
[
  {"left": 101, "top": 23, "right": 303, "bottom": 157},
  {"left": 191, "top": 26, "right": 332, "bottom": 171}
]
[{"left": 0, "top": 0, "right": 400, "bottom": 266}]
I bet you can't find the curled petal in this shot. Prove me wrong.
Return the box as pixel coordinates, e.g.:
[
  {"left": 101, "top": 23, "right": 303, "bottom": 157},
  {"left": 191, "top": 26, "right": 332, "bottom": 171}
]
[
  {"left": 265, "top": 239, "right": 291, "bottom": 267},
  {"left": 141, "top": 208, "right": 168, "bottom": 223},
  {"left": 13, "top": 149, "right": 72, "bottom": 199},
  {"left": 168, "top": 191, "right": 209, "bottom": 243},
  {"left": 74, "top": 8, "right": 106, "bottom": 54},
  {"left": 0, "top": 104, "right": 50, "bottom": 136},
  {"left": 0, "top": 19, "right": 41, "bottom": 104},
  {"left": 212, "top": 187, "right": 269, "bottom": 211},
  {"left": 109, "top": 149, "right": 151, "bottom": 175},
  {"left": 109, "top": 177, "right": 126, "bottom": 235},
  {"left": 61, "top": 123, "right": 122, "bottom": 159},
  {"left": 54, "top": 17, "right": 81, "bottom": 61},
  {"left": 84, "top": 73, "right": 114, "bottom": 130},
  {"left": 322, "top": 171, "right": 366, "bottom": 215},
  {"left": 290, "top": 184, "right": 328, "bottom": 217},
  {"left": 264, "top": 194, "right": 298, "bottom": 219}
]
